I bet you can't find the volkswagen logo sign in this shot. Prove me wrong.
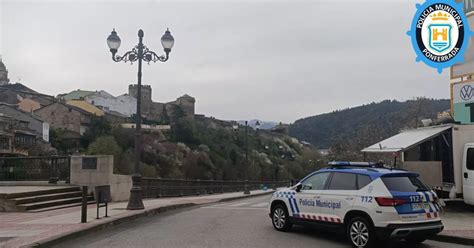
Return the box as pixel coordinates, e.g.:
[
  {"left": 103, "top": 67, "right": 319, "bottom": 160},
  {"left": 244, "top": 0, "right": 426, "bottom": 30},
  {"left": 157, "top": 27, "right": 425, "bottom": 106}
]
[{"left": 460, "top": 85, "right": 474, "bottom": 101}]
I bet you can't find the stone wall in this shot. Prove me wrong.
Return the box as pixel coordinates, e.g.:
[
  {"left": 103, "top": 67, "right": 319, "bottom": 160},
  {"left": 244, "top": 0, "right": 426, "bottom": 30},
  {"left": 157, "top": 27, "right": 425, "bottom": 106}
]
[
  {"left": 35, "top": 102, "right": 86, "bottom": 134},
  {"left": 70, "top": 155, "right": 131, "bottom": 202},
  {"left": 150, "top": 102, "right": 166, "bottom": 121},
  {"left": 173, "top": 95, "right": 195, "bottom": 118},
  {"left": 128, "top": 84, "right": 195, "bottom": 123},
  {"left": 128, "top": 84, "right": 152, "bottom": 116}
]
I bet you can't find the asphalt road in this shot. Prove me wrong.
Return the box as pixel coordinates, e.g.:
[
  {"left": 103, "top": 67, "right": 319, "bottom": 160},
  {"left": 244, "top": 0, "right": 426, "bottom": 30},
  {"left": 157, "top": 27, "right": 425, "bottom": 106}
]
[{"left": 55, "top": 195, "right": 469, "bottom": 248}]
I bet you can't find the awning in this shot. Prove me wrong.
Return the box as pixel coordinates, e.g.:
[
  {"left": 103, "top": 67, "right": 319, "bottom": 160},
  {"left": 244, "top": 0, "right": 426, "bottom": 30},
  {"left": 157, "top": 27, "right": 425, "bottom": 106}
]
[{"left": 361, "top": 124, "right": 452, "bottom": 153}]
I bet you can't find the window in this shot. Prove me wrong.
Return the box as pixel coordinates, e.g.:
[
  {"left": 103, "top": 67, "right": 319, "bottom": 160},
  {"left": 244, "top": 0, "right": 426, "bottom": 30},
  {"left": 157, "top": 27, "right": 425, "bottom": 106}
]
[
  {"left": 328, "top": 172, "right": 357, "bottom": 190},
  {"left": 357, "top": 174, "right": 372, "bottom": 189},
  {"left": 381, "top": 176, "right": 429, "bottom": 192},
  {"left": 0, "top": 137, "right": 9, "bottom": 149},
  {"left": 467, "top": 148, "right": 474, "bottom": 170},
  {"left": 301, "top": 172, "right": 330, "bottom": 190}
]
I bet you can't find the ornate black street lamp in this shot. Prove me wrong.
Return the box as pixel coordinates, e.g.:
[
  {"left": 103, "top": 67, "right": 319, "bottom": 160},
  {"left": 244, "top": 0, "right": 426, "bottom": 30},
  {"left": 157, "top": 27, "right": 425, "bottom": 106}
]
[{"left": 107, "top": 28, "right": 174, "bottom": 210}]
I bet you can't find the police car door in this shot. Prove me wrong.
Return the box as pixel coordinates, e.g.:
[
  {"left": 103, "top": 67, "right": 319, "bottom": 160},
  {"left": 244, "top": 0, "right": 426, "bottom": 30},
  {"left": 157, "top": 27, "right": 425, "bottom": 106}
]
[
  {"left": 318, "top": 172, "right": 357, "bottom": 224},
  {"left": 294, "top": 172, "right": 331, "bottom": 220}
]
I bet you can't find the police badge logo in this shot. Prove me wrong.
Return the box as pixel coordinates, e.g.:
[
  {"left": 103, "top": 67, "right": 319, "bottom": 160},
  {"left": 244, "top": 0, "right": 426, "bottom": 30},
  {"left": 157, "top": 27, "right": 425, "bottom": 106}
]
[{"left": 407, "top": 0, "right": 473, "bottom": 73}]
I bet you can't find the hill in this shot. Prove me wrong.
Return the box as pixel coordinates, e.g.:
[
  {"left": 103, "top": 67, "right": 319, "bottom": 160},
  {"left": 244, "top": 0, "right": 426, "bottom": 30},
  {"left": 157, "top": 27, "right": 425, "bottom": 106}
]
[
  {"left": 289, "top": 98, "right": 450, "bottom": 149},
  {"left": 237, "top": 119, "right": 278, "bottom": 130},
  {"left": 54, "top": 114, "right": 324, "bottom": 182}
]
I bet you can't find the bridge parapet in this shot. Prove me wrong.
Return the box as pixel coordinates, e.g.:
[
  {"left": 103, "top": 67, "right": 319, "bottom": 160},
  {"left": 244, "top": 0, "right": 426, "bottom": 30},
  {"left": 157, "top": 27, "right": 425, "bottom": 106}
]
[
  {"left": 70, "top": 155, "right": 131, "bottom": 202},
  {"left": 142, "top": 178, "right": 288, "bottom": 198}
]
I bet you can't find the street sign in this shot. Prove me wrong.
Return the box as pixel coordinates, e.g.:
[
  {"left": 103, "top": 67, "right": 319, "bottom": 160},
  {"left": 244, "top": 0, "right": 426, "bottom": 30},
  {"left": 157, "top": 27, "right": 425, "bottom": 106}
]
[
  {"left": 452, "top": 80, "right": 474, "bottom": 123},
  {"left": 451, "top": 13, "right": 474, "bottom": 79},
  {"left": 82, "top": 157, "right": 97, "bottom": 170}
]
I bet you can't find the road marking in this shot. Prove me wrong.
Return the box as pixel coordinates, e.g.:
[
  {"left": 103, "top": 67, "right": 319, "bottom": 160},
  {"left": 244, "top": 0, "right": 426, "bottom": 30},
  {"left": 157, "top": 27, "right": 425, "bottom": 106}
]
[
  {"left": 201, "top": 206, "right": 268, "bottom": 210},
  {"left": 208, "top": 203, "right": 230, "bottom": 207},
  {"left": 226, "top": 202, "right": 251, "bottom": 207},
  {"left": 250, "top": 202, "right": 268, "bottom": 208}
]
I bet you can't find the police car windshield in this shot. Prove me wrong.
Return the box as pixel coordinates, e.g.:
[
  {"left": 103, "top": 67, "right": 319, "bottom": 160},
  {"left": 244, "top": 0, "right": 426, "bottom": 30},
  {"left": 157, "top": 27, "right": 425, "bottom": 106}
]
[{"left": 381, "top": 176, "right": 429, "bottom": 192}]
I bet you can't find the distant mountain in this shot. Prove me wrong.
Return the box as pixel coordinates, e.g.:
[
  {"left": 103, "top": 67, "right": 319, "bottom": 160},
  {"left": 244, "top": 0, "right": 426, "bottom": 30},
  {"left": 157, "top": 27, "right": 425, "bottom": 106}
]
[
  {"left": 237, "top": 119, "right": 278, "bottom": 130},
  {"left": 289, "top": 99, "right": 450, "bottom": 149}
]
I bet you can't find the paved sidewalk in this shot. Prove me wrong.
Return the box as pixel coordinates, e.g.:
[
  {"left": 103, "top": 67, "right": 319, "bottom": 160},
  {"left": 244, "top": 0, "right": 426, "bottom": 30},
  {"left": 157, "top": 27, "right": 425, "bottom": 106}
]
[
  {"left": 430, "top": 202, "right": 474, "bottom": 245},
  {"left": 0, "top": 186, "right": 74, "bottom": 195},
  {"left": 4, "top": 191, "right": 473, "bottom": 247},
  {"left": 0, "top": 190, "right": 272, "bottom": 248}
]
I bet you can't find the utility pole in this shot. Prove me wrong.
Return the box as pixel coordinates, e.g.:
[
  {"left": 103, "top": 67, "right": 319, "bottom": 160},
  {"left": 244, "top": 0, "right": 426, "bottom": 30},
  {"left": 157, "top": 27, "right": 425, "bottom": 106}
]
[{"left": 244, "top": 121, "right": 250, "bottom": 194}]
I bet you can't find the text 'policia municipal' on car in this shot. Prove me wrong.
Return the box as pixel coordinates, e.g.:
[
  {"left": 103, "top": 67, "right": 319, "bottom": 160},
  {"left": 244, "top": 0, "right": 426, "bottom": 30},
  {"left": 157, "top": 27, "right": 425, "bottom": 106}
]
[{"left": 269, "top": 162, "right": 443, "bottom": 248}]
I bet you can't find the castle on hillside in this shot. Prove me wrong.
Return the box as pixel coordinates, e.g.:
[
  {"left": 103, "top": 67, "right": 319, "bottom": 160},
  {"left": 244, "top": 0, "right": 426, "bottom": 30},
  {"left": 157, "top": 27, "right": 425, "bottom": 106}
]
[
  {"left": 0, "top": 58, "right": 195, "bottom": 125},
  {"left": 128, "top": 84, "right": 195, "bottom": 122}
]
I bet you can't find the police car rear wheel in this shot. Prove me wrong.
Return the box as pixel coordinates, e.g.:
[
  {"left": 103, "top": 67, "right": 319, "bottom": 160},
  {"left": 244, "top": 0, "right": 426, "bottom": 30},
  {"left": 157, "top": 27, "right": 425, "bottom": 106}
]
[
  {"left": 271, "top": 204, "right": 292, "bottom": 231},
  {"left": 347, "top": 217, "right": 376, "bottom": 248}
]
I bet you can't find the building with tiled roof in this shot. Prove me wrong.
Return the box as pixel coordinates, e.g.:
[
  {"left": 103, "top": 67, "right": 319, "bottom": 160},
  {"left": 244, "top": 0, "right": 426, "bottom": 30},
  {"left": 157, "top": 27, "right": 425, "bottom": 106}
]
[
  {"left": 59, "top": 89, "right": 95, "bottom": 101},
  {"left": 66, "top": 100, "right": 104, "bottom": 116},
  {"left": 34, "top": 101, "right": 95, "bottom": 136}
]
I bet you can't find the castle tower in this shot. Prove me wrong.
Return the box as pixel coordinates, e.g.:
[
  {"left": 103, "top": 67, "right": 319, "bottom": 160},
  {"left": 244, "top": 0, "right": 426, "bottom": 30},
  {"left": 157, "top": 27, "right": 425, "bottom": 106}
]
[
  {"left": 176, "top": 94, "right": 195, "bottom": 117},
  {"left": 0, "top": 57, "right": 10, "bottom": 86},
  {"left": 128, "top": 84, "right": 152, "bottom": 116},
  {"left": 164, "top": 94, "right": 196, "bottom": 121}
]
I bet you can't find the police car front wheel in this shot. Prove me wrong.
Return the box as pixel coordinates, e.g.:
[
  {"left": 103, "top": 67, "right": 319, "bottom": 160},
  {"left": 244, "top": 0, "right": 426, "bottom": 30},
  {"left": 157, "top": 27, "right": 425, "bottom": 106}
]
[
  {"left": 347, "top": 216, "right": 376, "bottom": 248},
  {"left": 271, "top": 204, "right": 292, "bottom": 232}
]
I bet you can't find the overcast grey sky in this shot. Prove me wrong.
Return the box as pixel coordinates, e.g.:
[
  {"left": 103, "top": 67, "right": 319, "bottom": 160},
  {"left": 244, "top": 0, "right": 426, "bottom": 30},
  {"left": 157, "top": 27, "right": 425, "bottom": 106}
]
[{"left": 0, "top": 0, "right": 451, "bottom": 123}]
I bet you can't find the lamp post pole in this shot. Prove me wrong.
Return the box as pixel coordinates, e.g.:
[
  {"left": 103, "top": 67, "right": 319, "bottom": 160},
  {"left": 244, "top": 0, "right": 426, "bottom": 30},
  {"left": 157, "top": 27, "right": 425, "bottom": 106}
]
[
  {"left": 130, "top": 30, "right": 145, "bottom": 210},
  {"left": 107, "top": 28, "right": 174, "bottom": 210},
  {"left": 244, "top": 121, "right": 250, "bottom": 194},
  {"left": 245, "top": 121, "right": 248, "bottom": 168}
]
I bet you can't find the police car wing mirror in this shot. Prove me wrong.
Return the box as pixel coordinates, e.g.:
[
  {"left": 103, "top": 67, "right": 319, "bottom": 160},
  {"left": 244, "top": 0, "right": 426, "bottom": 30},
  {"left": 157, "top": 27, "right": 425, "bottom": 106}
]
[{"left": 295, "top": 183, "right": 302, "bottom": 192}]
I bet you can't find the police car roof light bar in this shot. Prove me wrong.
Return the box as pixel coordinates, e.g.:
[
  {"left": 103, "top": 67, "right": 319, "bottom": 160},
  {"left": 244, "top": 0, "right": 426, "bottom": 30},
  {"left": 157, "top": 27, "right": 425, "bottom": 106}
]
[{"left": 328, "top": 161, "right": 385, "bottom": 168}]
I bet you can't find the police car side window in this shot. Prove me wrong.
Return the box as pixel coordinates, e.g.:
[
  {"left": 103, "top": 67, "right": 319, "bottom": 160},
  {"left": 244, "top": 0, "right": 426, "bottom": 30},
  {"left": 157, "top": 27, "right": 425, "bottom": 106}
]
[
  {"left": 357, "top": 175, "right": 372, "bottom": 189},
  {"left": 328, "top": 172, "right": 357, "bottom": 190},
  {"left": 301, "top": 173, "right": 330, "bottom": 190}
]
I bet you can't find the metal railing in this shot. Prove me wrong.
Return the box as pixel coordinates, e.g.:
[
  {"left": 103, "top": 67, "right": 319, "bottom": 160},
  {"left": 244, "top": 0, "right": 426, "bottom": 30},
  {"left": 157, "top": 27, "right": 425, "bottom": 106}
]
[
  {"left": 0, "top": 156, "right": 71, "bottom": 182},
  {"left": 142, "top": 178, "right": 288, "bottom": 198}
]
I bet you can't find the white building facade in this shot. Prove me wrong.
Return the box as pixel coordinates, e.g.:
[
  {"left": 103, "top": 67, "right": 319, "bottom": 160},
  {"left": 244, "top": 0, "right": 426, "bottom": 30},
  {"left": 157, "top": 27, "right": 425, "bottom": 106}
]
[{"left": 85, "top": 90, "right": 136, "bottom": 117}]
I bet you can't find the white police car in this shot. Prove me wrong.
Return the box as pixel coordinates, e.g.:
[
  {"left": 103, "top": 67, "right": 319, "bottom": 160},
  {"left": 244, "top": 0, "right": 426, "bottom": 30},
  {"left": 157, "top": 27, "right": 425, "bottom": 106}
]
[{"left": 269, "top": 162, "right": 443, "bottom": 248}]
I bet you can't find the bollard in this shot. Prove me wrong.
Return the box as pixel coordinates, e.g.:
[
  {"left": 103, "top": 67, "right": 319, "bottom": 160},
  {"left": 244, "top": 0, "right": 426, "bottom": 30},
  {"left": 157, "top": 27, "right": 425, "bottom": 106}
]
[
  {"left": 81, "top": 186, "right": 88, "bottom": 223},
  {"left": 244, "top": 180, "right": 250, "bottom": 195}
]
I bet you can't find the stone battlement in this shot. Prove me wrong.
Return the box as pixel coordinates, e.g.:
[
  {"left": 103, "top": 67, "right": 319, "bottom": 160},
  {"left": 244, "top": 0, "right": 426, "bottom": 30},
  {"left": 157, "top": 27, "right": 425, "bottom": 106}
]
[{"left": 128, "top": 84, "right": 195, "bottom": 122}]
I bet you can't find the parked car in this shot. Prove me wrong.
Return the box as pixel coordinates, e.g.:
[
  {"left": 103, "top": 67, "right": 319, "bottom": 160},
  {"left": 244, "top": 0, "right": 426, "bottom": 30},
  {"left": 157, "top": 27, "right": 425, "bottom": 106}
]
[{"left": 269, "top": 161, "right": 443, "bottom": 248}]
